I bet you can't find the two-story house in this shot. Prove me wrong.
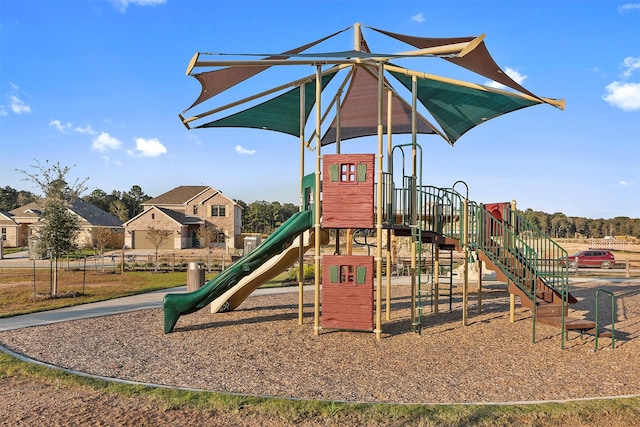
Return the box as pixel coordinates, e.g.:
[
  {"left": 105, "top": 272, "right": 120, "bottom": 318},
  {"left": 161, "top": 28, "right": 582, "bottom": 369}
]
[{"left": 123, "top": 185, "right": 242, "bottom": 253}]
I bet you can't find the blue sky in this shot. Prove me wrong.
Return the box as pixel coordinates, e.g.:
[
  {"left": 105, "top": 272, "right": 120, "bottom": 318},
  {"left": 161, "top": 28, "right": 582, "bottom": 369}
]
[{"left": 1, "top": 0, "right": 638, "bottom": 219}]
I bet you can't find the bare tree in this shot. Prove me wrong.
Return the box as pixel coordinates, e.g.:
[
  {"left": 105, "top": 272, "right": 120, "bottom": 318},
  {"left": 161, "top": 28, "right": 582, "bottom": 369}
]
[
  {"left": 196, "top": 222, "right": 223, "bottom": 272},
  {"left": 146, "top": 226, "right": 172, "bottom": 272},
  {"left": 91, "top": 226, "right": 114, "bottom": 273}
]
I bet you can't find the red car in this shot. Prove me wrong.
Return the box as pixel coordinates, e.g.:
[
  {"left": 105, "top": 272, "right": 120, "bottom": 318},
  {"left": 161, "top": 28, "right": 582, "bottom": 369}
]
[{"left": 562, "top": 250, "right": 616, "bottom": 269}]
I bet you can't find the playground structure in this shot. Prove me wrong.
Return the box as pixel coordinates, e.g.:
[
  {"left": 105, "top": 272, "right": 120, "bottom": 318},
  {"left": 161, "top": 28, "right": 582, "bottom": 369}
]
[{"left": 164, "top": 23, "right": 611, "bottom": 348}]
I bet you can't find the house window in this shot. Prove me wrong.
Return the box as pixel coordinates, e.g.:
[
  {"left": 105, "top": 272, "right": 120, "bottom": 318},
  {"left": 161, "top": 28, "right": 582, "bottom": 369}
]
[
  {"left": 340, "top": 265, "right": 355, "bottom": 283},
  {"left": 210, "top": 205, "right": 226, "bottom": 217},
  {"left": 329, "top": 264, "right": 368, "bottom": 285},
  {"left": 329, "top": 163, "right": 367, "bottom": 183},
  {"left": 151, "top": 213, "right": 155, "bottom": 220},
  {"left": 193, "top": 205, "right": 198, "bottom": 215},
  {"left": 340, "top": 163, "right": 356, "bottom": 182},
  {"left": 1, "top": 227, "right": 5, "bottom": 241}
]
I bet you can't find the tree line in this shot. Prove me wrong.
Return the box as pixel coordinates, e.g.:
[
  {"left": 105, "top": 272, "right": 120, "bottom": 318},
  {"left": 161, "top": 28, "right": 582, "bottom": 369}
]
[
  {"left": 2, "top": 185, "right": 638, "bottom": 239},
  {"left": 520, "top": 208, "right": 639, "bottom": 239}
]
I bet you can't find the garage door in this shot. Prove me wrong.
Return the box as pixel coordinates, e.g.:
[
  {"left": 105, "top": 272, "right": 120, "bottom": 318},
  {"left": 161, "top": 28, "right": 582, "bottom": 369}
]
[{"left": 132, "top": 231, "right": 174, "bottom": 250}]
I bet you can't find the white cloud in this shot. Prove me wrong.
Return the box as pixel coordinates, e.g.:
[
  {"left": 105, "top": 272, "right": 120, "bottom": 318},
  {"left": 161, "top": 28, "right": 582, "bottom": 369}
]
[
  {"left": 603, "top": 82, "right": 640, "bottom": 111},
  {"left": 9, "top": 95, "right": 31, "bottom": 114},
  {"left": 235, "top": 144, "right": 256, "bottom": 155},
  {"left": 603, "top": 56, "right": 640, "bottom": 111},
  {"left": 92, "top": 132, "right": 123, "bottom": 152},
  {"left": 0, "top": 106, "right": 7, "bottom": 117},
  {"left": 613, "top": 180, "right": 632, "bottom": 187},
  {"left": 485, "top": 67, "right": 527, "bottom": 89},
  {"left": 130, "top": 137, "right": 167, "bottom": 157},
  {"left": 618, "top": 3, "right": 640, "bottom": 12},
  {"left": 112, "top": 0, "right": 166, "bottom": 12},
  {"left": 411, "top": 13, "right": 425, "bottom": 23},
  {"left": 4, "top": 83, "right": 31, "bottom": 114},
  {"left": 75, "top": 124, "right": 97, "bottom": 135},
  {"left": 621, "top": 56, "right": 640, "bottom": 79},
  {"left": 49, "top": 119, "right": 71, "bottom": 133}
]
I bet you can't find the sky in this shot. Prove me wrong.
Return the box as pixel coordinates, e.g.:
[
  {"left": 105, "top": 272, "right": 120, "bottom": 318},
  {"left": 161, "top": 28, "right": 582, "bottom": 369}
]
[{"left": 1, "top": 0, "right": 639, "bottom": 219}]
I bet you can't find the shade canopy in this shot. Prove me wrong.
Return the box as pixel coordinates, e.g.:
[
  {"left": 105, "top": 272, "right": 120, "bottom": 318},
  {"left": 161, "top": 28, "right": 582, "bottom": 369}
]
[{"left": 181, "top": 24, "right": 563, "bottom": 146}]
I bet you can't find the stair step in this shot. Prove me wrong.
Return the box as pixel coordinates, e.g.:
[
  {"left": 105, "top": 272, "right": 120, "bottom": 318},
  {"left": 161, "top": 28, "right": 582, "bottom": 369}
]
[
  {"left": 535, "top": 302, "right": 568, "bottom": 317},
  {"left": 583, "top": 329, "right": 613, "bottom": 338},
  {"left": 537, "top": 316, "right": 596, "bottom": 330}
]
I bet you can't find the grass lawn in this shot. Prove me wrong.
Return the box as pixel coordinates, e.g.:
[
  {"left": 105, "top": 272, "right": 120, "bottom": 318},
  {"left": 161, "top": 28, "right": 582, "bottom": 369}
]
[
  {"left": 1, "top": 350, "right": 638, "bottom": 426},
  {"left": 0, "top": 267, "right": 293, "bottom": 317}
]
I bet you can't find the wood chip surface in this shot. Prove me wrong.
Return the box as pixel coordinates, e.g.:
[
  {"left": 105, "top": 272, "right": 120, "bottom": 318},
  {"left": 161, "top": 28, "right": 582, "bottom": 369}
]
[{"left": 1, "top": 278, "right": 638, "bottom": 404}]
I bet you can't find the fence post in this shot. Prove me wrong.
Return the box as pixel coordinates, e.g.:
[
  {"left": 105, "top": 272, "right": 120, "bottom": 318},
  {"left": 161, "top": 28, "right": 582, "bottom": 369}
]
[{"left": 626, "top": 259, "right": 630, "bottom": 278}]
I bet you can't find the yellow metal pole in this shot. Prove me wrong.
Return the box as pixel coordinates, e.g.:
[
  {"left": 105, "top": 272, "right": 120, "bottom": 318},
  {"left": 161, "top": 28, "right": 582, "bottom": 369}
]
[
  {"left": 383, "top": 64, "right": 565, "bottom": 110},
  {"left": 510, "top": 292, "right": 516, "bottom": 323},
  {"left": 314, "top": 65, "right": 322, "bottom": 336},
  {"left": 375, "top": 61, "right": 384, "bottom": 340},
  {"left": 386, "top": 88, "right": 393, "bottom": 321},
  {"left": 410, "top": 75, "right": 418, "bottom": 331},
  {"left": 298, "top": 82, "right": 306, "bottom": 325}
]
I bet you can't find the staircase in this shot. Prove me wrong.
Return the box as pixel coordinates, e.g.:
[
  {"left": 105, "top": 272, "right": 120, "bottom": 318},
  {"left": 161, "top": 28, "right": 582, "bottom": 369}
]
[{"left": 403, "top": 186, "right": 596, "bottom": 348}]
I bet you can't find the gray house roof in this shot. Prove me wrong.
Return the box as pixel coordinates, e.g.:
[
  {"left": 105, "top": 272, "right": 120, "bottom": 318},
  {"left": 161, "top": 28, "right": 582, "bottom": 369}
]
[
  {"left": 70, "top": 199, "right": 123, "bottom": 226},
  {"left": 8, "top": 200, "right": 123, "bottom": 227}
]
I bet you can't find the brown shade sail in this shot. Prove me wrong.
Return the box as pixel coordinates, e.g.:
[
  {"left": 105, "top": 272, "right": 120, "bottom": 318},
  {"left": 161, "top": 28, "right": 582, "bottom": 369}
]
[
  {"left": 321, "top": 65, "right": 439, "bottom": 146},
  {"left": 368, "top": 26, "right": 541, "bottom": 100},
  {"left": 185, "top": 29, "right": 347, "bottom": 111}
]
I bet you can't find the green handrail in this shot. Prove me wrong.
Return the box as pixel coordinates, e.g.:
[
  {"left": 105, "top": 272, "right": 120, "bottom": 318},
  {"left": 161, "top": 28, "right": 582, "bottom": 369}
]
[
  {"left": 595, "top": 288, "right": 616, "bottom": 350},
  {"left": 381, "top": 179, "right": 571, "bottom": 348}
]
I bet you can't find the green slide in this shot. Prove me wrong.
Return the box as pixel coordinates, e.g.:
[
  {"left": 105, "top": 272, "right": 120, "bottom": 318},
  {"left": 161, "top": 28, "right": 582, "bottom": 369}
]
[{"left": 163, "top": 209, "right": 313, "bottom": 333}]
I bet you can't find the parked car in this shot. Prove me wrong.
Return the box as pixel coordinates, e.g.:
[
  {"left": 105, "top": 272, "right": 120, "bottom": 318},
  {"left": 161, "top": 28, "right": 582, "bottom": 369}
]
[{"left": 560, "top": 250, "right": 615, "bottom": 269}]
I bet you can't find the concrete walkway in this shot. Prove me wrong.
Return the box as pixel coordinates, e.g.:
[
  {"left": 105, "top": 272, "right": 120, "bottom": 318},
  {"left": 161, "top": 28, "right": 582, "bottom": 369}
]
[
  {"left": 0, "top": 287, "right": 186, "bottom": 332},
  {"left": 0, "top": 283, "right": 331, "bottom": 332}
]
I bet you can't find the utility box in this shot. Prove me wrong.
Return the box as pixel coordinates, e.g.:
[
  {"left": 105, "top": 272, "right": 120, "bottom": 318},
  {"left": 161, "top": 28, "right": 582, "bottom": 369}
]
[
  {"left": 243, "top": 235, "right": 260, "bottom": 255},
  {"left": 187, "top": 262, "right": 205, "bottom": 292}
]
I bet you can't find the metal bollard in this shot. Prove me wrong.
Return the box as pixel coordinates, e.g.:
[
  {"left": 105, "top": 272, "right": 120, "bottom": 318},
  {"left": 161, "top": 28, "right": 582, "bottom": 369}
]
[{"left": 187, "top": 262, "right": 205, "bottom": 292}]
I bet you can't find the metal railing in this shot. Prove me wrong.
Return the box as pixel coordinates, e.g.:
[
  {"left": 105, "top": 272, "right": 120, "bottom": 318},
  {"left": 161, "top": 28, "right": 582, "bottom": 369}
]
[{"left": 595, "top": 288, "right": 616, "bottom": 350}]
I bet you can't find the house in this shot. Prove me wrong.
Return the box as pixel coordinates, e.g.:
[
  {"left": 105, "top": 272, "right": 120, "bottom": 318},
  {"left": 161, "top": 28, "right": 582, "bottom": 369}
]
[
  {"left": 123, "top": 185, "right": 242, "bottom": 253},
  {"left": 1, "top": 199, "right": 124, "bottom": 249}
]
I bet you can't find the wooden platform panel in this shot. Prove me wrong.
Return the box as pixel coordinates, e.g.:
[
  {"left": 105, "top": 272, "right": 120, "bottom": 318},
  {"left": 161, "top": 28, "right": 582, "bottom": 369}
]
[{"left": 537, "top": 316, "right": 596, "bottom": 330}]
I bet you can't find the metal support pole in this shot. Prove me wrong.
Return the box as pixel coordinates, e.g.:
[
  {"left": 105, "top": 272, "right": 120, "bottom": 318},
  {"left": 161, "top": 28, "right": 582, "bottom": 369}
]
[
  {"left": 462, "top": 198, "right": 469, "bottom": 326},
  {"left": 510, "top": 293, "right": 516, "bottom": 322},
  {"left": 375, "top": 61, "right": 384, "bottom": 340},
  {"left": 298, "top": 81, "right": 306, "bottom": 326},
  {"left": 434, "top": 248, "right": 440, "bottom": 315},
  {"left": 477, "top": 259, "right": 483, "bottom": 314},
  {"left": 313, "top": 66, "right": 322, "bottom": 336}
]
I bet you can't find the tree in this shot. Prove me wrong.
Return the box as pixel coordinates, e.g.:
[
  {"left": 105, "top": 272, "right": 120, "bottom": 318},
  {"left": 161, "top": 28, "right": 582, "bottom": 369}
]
[
  {"left": 146, "top": 226, "right": 172, "bottom": 272},
  {"left": 196, "top": 222, "right": 223, "bottom": 272},
  {"left": 109, "top": 199, "right": 129, "bottom": 222},
  {"left": 0, "top": 185, "right": 38, "bottom": 212},
  {"left": 123, "top": 185, "right": 150, "bottom": 219},
  {"left": 91, "top": 226, "right": 114, "bottom": 273},
  {"left": 18, "top": 160, "right": 88, "bottom": 296},
  {"left": 550, "top": 212, "right": 571, "bottom": 238},
  {"left": 84, "top": 189, "right": 111, "bottom": 213}
]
